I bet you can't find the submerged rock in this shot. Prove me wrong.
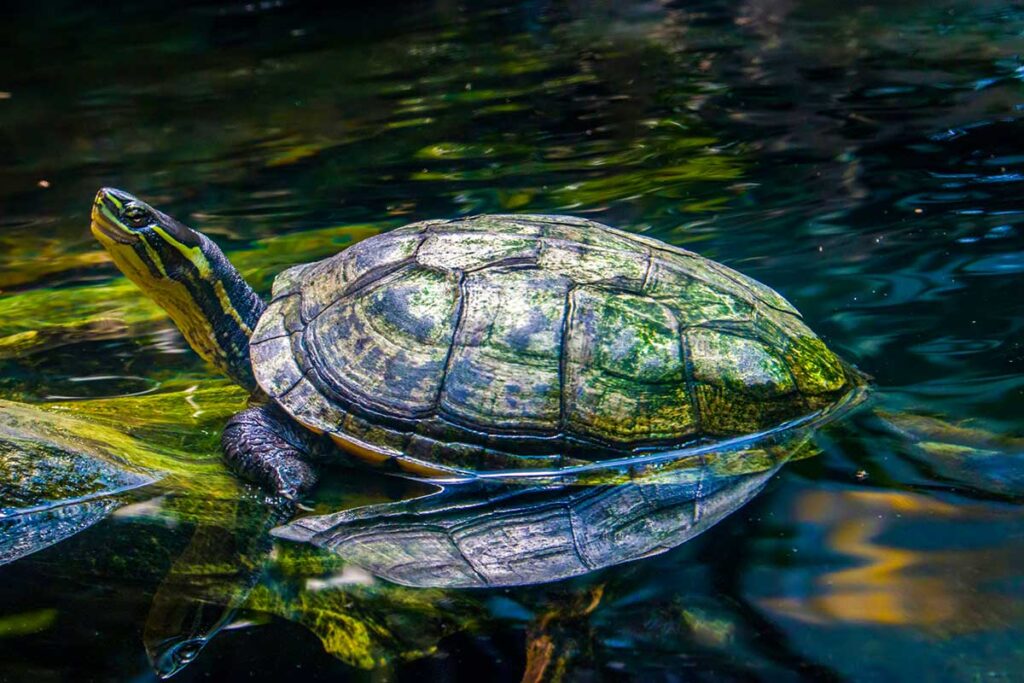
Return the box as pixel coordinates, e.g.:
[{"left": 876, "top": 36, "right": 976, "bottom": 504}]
[{"left": 0, "top": 398, "right": 160, "bottom": 564}]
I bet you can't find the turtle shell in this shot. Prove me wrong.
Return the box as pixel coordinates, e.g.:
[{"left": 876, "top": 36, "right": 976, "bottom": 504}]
[{"left": 250, "top": 214, "right": 859, "bottom": 478}]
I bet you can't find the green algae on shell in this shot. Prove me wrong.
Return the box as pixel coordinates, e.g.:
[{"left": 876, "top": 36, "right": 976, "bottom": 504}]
[{"left": 252, "top": 213, "right": 864, "bottom": 476}]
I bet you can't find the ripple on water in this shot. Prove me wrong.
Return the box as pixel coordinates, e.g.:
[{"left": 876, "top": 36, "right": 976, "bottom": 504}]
[
  {"left": 41, "top": 375, "right": 160, "bottom": 401},
  {"left": 963, "top": 251, "right": 1024, "bottom": 275},
  {"left": 910, "top": 336, "right": 1003, "bottom": 358}
]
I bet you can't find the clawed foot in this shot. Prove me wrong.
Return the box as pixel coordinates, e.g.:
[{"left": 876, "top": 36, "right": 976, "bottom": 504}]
[{"left": 221, "top": 404, "right": 321, "bottom": 499}]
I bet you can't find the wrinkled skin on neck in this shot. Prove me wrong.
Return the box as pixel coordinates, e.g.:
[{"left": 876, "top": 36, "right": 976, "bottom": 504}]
[{"left": 91, "top": 188, "right": 265, "bottom": 391}]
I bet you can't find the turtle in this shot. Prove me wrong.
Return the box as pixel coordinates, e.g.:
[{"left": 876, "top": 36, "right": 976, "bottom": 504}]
[{"left": 90, "top": 187, "right": 866, "bottom": 499}]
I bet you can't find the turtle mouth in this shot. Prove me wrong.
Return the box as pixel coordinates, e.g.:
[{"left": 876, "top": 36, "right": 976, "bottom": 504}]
[{"left": 90, "top": 193, "right": 139, "bottom": 245}]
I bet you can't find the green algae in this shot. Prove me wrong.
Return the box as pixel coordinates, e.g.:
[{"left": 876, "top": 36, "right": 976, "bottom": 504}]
[
  {"left": 244, "top": 578, "right": 476, "bottom": 670},
  {"left": 0, "top": 381, "right": 246, "bottom": 507},
  {"left": 783, "top": 335, "right": 850, "bottom": 395},
  {"left": 0, "top": 609, "right": 58, "bottom": 638},
  {"left": 0, "top": 223, "right": 386, "bottom": 360}
]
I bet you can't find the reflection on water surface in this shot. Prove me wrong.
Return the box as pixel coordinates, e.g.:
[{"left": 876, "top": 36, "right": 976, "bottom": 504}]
[{"left": 1, "top": 0, "right": 1023, "bottom": 680}]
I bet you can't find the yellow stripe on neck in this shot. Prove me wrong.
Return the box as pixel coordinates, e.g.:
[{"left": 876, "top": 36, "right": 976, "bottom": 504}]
[
  {"left": 214, "top": 280, "right": 253, "bottom": 336},
  {"left": 95, "top": 230, "right": 231, "bottom": 375},
  {"left": 151, "top": 226, "right": 213, "bottom": 278},
  {"left": 150, "top": 225, "right": 252, "bottom": 336}
]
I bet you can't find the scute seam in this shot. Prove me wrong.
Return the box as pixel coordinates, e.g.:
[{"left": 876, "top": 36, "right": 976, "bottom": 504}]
[
  {"left": 641, "top": 249, "right": 654, "bottom": 292},
  {"left": 304, "top": 253, "right": 422, "bottom": 325},
  {"left": 566, "top": 503, "right": 598, "bottom": 571},
  {"left": 276, "top": 366, "right": 311, "bottom": 403},
  {"left": 464, "top": 255, "right": 539, "bottom": 273},
  {"left": 678, "top": 327, "right": 703, "bottom": 435},
  {"left": 446, "top": 530, "right": 498, "bottom": 586},
  {"left": 703, "top": 260, "right": 802, "bottom": 319},
  {"left": 557, "top": 285, "right": 576, "bottom": 438},
  {"left": 434, "top": 270, "right": 468, "bottom": 410}
]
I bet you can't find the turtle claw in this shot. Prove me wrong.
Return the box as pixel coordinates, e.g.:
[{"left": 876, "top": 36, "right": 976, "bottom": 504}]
[
  {"left": 222, "top": 404, "right": 320, "bottom": 498},
  {"left": 274, "top": 460, "right": 318, "bottom": 499}
]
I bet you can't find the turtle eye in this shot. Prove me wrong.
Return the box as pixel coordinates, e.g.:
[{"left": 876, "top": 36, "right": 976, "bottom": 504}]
[{"left": 122, "top": 203, "right": 151, "bottom": 228}]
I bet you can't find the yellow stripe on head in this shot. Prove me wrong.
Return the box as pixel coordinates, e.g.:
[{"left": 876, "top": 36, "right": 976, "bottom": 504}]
[
  {"left": 151, "top": 225, "right": 213, "bottom": 278},
  {"left": 90, "top": 188, "right": 265, "bottom": 390}
]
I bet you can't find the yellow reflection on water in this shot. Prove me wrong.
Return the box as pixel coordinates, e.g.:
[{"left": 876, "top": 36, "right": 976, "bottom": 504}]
[{"left": 760, "top": 489, "right": 1024, "bottom": 634}]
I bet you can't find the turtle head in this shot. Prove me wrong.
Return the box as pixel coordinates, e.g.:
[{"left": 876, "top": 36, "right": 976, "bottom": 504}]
[
  {"left": 91, "top": 188, "right": 266, "bottom": 391},
  {"left": 91, "top": 188, "right": 200, "bottom": 255}
]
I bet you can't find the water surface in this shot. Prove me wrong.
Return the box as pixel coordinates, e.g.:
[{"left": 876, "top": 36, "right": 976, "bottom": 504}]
[{"left": 1, "top": 1, "right": 1023, "bottom": 680}]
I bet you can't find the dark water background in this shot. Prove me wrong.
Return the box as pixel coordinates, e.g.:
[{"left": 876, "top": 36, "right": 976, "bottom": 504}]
[{"left": 1, "top": 1, "right": 1024, "bottom": 680}]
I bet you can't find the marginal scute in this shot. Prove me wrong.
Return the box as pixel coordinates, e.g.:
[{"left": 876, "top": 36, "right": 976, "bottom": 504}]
[
  {"left": 615, "top": 227, "right": 698, "bottom": 257},
  {"left": 693, "top": 383, "right": 801, "bottom": 436},
  {"left": 271, "top": 262, "right": 313, "bottom": 298},
  {"left": 404, "top": 432, "right": 573, "bottom": 472},
  {"left": 704, "top": 260, "right": 802, "bottom": 317},
  {"left": 249, "top": 296, "right": 291, "bottom": 347},
  {"left": 339, "top": 411, "right": 409, "bottom": 456},
  {"left": 252, "top": 290, "right": 309, "bottom": 400},
  {"left": 747, "top": 308, "right": 847, "bottom": 394},
  {"left": 280, "top": 372, "right": 348, "bottom": 435},
  {"left": 251, "top": 331, "right": 302, "bottom": 398},
  {"left": 254, "top": 214, "right": 860, "bottom": 473},
  {"left": 784, "top": 335, "right": 848, "bottom": 394}
]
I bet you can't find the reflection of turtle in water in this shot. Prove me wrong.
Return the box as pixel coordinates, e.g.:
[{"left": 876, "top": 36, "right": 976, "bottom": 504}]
[
  {"left": 144, "top": 436, "right": 807, "bottom": 679},
  {"left": 274, "top": 439, "right": 801, "bottom": 588},
  {"left": 91, "top": 188, "right": 865, "bottom": 498}
]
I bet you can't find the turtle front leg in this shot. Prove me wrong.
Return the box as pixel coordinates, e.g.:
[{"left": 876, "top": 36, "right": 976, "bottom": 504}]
[{"left": 221, "top": 404, "right": 322, "bottom": 499}]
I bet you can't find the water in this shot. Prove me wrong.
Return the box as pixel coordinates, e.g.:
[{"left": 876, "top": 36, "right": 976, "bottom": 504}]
[{"left": 1, "top": 1, "right": 1023, "bottom": 680}]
